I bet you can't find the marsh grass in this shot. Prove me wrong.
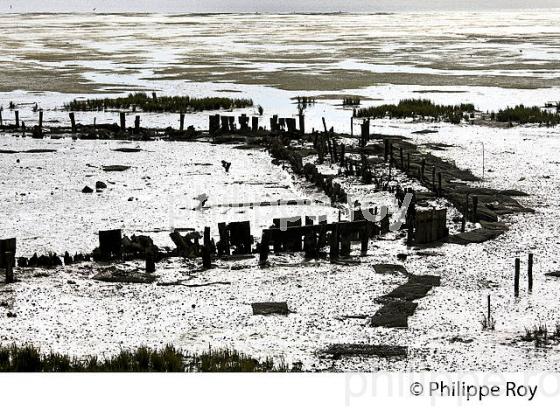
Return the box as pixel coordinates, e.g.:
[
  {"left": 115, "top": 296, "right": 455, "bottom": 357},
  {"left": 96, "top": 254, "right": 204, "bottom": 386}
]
[
  {"left": 64, "top": 92, "right": 253, "bottom": 113},
  {"left": 342, "top": 96, "right": 361, "bottom": 106},
  {"left": 356, "top": 99, "right": 474, "bottom": 124},
  {"left": 493, "top": 105, "right": 560, "bottom": 125},
  {"left": 519, "top": 322, "right": 560, "bottom": 348},
  {"left": 0, "top": 344, "right": 290, "bottom": 372},
  {"left": 480, "top": 314, "right": 496, "bottom": 331}
]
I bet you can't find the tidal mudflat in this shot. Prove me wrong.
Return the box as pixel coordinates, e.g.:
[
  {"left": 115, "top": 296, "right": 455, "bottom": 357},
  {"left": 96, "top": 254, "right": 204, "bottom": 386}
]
[{"left": 1, "top": 11, "right": 560, "bottom": 372}]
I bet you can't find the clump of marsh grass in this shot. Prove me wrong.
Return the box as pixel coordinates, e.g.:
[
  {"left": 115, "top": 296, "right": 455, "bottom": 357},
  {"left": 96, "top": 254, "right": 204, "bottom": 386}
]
[
  {"left": 480, "top": 314, "right": 496, "bottom": 331},
  {"left": 64, "top": 93, "right": 253, "bottom": 113},
  {"left": 342, "top": 96, "right": 361, "bottom": 106},
  {"left": 521, "top": 322, "right": 552, "bottom": 348},
  {"left": 0, "top": 344, "right": 291, "bottom": 372},
  {"left": 356, "top": 98, "right": 475, "bottom": 124}
]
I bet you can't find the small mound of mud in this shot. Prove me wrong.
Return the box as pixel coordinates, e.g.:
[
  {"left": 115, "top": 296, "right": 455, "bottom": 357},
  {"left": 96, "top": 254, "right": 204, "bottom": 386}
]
[
  {"left": 93, "top": 267, "right": 156, "bottom": 284},
  {"left": 323, "top": 344, "right": 407, "bottom": 359},
  {"left": 102, "top": 165, "right": 131, "bottom": 172},
  {"left": 112, "top": 148, "right": 142, "bottom": 153},
  {"left": 373, "top": 264, "right": 408, "bottom": 275}
]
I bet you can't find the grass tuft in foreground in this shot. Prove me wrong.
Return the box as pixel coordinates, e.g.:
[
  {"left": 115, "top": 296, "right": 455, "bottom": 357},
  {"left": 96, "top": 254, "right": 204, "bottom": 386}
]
[
  {"left": 0, "top": 344, "right": 290, "bottom": 372},
  {"left": 64, "top": 92, "right": 253, "bottom": 113}
]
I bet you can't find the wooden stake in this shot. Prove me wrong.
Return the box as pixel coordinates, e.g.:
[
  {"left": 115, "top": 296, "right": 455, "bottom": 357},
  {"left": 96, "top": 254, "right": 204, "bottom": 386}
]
[
  {"left": 15, "top": 110, "right": 19, "bottom": 128},
  {"left": 120, "top": 112, "right": 126, "bottom": 132},
  {"left": 69, "top": 112, "right": 76, "bottom": 133},
  {"left": 472, "top": 195, "right": 478, "bottom": 221},
  {"left": 514, "top": 258, "right": 520, "bottom": 297},
  {"left": 528, "top": 253, "right": 534, "bottom": 292},
  {"left": 38, "top": 110, "right": 43, "bottom": 128},
  {"left": 202, "top": 227, "right": 211, "bottom": 269},
  {"left": 4, "top": 251, "right": 14, "bottom": 284},
  {"left": 487, "top": 294, "right": 491, "bottom": 322},
  {"left": 145, "top": 252, "right": 155, "bottom": 274},
  {"left": 134, "top": 115, "right": 140, "bottom": 134},
  {"left": 179, "top": 113, "right": 185, "bottom": 131}
]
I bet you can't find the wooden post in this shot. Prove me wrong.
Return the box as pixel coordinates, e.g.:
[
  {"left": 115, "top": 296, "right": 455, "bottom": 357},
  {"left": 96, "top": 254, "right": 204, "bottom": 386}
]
[
  {"left": 120, "top": 112, "right": 126, "bottom": 132},
  {"left": 528, "top": 253, "right": 533, "bottom": 292},
  {"left": 259, "top": 230, "right": 269, "bottom": 265},
  {"left": 4, "top": 251, "right": 14, "bottom": 284},
  {"left": 360, "top": 223, "right": 369, "bottom": 255},
  {"left": 145, "top": 252, "right": 155, "bottom": 274},
  {"left": 69, "top": 112, "right": 76, "bottom": 133},
  {"left": 38, "top": 110, "right": 43, "bottom": 128},
  {"left": 152, "top": 92, "right": 157, "bottom": 101},
  {"left": 514, "top": 258, "right": 520, "bottom": 297},
  {"left": 350, "top": 116, "right": 353, "bottom": 137},
  {"left": 179, "top": 113, "right": 185, "bottom": 131},
  {"left": 0, "top": 108, "right": 3, "bottom": 126},
  {"left": 218, "top": 222, "right": 230, "bottom": 256},
  {"left": 15, "top": 110, "right": 19, "bottom": 128},
  {"left": 384, "top": 139, "right": 389, "bottom": 162},
  {"left": 329, "top": 225, "right": 339, "bottom": 261},
  {"left": 252, "top": 116, "right": 259, "bottom": 132},
  {"left": 472, "top": 195, "right": 478, "bottom": 221},
  {"left": 487, "top": 294, "right": 491, "bottom": 322},
  {"left": 461, "top": 215, "right": 466, "bottom": 232},
  {"left": 340, "top": 144, "right": 345, "bottom": 166},
  {"left": 134, "top": 115, "right": 140, "bottom": 134},
  {"left": 322, "top": 117, "right": 328, "bottom": 134},
  {"left": 298, "top": 113, "right": 305, "bottom": 134},
  {"left": 202, "top": 227, "right": 211, "bottom": 269}
]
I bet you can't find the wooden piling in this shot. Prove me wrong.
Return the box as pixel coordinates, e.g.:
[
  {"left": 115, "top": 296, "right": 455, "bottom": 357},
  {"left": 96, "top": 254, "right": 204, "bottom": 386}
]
[
  {"left": 134, "top": 115, "right": 140, "bottom": 134},
  {"left": 38, "top": 110, "right": 43, "bottom": 128},
  {"left": 120, "top": 112, "right": 126, "bottom": 132},
  {"left": 472, "top": 195, "right": 478, "bottom": 221},
  {"left": 528, "top": 253, "right": 533, "bottom": 292},
  {"left": 179, "top": 113, "right": 185, "bottom": 131},
  {"left": 218, "top": 222, "right": 230, "bottom": 256},
  {"left": 0, "top": 108, "right": 3, "bottom": 126},
  {"left": 514, "top": 258, "right": 520, "bottom": 297},
  {"left": 322, "top": 117, "right": 328, "bottom": 134},
  {"left": 259, "top": 230, "right": 270, "bottom": 265},
  {"left": 145, "top": 252, "right": 155, "bottom": 274},
  {"left": 252, "top": 116, "right": 259, "bottom": 132},
  {"left": 15, "top": 110, "right": 19, "bottom": 128},
  {"left": 298, "top": 113, "right": 305, "bottom": 134},
  {"left": 69, "top": 112, "right": 76, "bottom": 133},
  {"left": 340, "top": 144, "right": 345, "bottom": 166},
  {"left": 329, "top": 224, "right": 339, "bottom": 261},
  {"left": 487, "top": 294, "right": 491, "bottom": 322},
  {"left": 202, "top": 227, "right": 211, "bottom": 269},
  {"left": 4, "top": 251, "right": 14, "bottom": 284},
  {"left": 360, "top": 223, "right": 369, "bottom": 255}
]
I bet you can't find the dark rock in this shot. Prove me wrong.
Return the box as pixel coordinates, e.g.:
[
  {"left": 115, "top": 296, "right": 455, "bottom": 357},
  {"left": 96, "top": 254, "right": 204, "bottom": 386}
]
[
  {"left": 95, "top": 181, "right": 107, "bottom": 189},
  {"left": 82, "top": 185, "right": 94, "bottom": 193}
]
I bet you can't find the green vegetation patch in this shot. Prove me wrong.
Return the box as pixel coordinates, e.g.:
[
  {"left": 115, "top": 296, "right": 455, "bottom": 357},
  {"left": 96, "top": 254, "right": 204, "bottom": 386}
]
[
  {"left": 0, "top": 344, "right": 289, "bottom": 372},
  {"left": 356, "top": 98, "right": 475, "bottom": 124},
  {"left": 494, "top": 105, "right": 560, "bottom": 125},
  {"left": 64, "top": 92, "right": 253, "bottom": 113}
]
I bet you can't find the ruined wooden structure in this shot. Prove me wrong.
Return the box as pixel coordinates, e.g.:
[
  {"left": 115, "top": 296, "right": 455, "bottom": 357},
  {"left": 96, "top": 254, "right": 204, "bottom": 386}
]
[
  {"left": 259, "top": 217, "right": 386, "bottom": 264},
  {"left": 98, "top": 229, "right": 122, "bottom": 260},
  {"left": 413, "top": 209, "right": 448, "bottom": 244}
]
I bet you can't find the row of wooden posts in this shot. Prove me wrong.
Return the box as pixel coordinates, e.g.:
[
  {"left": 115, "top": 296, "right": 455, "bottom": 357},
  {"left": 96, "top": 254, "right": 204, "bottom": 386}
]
[
  {"left": 208, "top": 113, "right": 306, "bottom": 135},
  {"left": 0, "top": 110, "right": 192, "bottom": 134},
  {"left": 514, "top": 254, "right": 534, "bottom": 296}
]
